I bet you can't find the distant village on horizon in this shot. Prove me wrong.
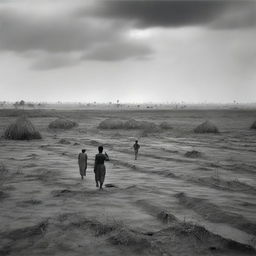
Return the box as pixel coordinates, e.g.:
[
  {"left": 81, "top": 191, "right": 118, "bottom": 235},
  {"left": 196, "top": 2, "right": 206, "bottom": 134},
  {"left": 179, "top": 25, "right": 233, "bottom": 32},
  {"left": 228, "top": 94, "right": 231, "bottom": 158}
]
[{"left": 0, "top": 99, "right": 256, "bottom": 111}]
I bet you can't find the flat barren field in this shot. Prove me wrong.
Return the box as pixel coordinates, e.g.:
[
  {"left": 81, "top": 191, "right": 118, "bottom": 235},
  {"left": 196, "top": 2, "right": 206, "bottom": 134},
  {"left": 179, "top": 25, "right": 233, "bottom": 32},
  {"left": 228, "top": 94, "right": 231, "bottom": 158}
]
[{"left": 0, "top": 109, "right": 256, "bottom": 256}]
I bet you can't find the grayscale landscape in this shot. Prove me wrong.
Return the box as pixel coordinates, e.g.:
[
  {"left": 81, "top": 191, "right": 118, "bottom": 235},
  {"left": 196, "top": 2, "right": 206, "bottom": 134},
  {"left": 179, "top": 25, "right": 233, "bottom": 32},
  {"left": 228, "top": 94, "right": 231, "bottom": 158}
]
[
  {"left": 0, "top": 0, "right": 256, "bottom": 255},
  {"left": 0, "top": 106, "right": 256, "bottom": 256}
]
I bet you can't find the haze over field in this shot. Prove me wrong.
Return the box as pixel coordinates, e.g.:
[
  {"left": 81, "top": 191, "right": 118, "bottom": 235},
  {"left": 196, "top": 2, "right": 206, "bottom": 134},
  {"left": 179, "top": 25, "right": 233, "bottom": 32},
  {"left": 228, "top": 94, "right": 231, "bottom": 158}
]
[{"left": 0, "top": 0, "right": 256, "bottom": 103}]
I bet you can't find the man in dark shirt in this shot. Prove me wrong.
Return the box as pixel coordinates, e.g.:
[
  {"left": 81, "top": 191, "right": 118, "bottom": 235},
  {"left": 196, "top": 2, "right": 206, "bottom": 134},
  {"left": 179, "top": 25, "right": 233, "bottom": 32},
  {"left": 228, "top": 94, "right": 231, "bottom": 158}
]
[
  {"left": 133, "top": 140, "right": 140, "bottom": 160},
  {"left": 94, "top": 146, "right": 109, "bottom": 190}
]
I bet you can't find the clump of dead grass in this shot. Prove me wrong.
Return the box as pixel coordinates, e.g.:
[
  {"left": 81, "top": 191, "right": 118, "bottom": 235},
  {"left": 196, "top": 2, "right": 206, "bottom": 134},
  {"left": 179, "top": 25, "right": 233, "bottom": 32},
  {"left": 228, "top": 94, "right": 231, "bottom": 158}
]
[
  {"left": 4, "top": 220, "right": 48, "bottom": 240},
  {"left": 108, "top": 227, "right": 150, "bottom": 248},
  {"left": 0, "top": 162, "right": 8, "bottom": 176},
  {"left": 159, "top": 121, "right": 173, "bottom": 129},
  {"left": 123, "top": 119, "right": 141, "bottom": 129},
  {"left": 98, "top": 118, "right": 159, "bottom": 132},
  {"left": 4, "top": 116, "right": 42, "bottom": 140},
  {"left": 0, "top": 162, "right": 9, "bottom": 188},
  {"left": 194, "top": 120, "right": 219, "bottom": 134},
  {"left": 48, "top": 118, "right": 78, "bottom": 129},
  {"left": 250, "top": 121, "right": 256, "bottom": 129},
  {"left": 58, "top": 138, "right": 71, "bottom": 144},
  {"left": 157, "top": 210, "right": 178, "bottom": 224},
  {"left": 185, "top": 150, "right": 201, "bottom": 158},
  {"left": 98, "top": 118, "right": 124, "bottom": 129}
]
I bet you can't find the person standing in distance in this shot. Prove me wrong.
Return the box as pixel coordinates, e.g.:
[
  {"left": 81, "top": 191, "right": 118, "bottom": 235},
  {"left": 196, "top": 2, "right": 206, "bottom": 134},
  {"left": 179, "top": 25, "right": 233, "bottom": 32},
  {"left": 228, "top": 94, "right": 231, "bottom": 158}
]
[
  {"left": 94, "top": 146, "right": 109, "bottom": 190},
  {"left": 133, "top": 140, "right": 140, "bottom": 160},
  {"left": 78, "top": 149, "right": 87, "bottom": 180}
]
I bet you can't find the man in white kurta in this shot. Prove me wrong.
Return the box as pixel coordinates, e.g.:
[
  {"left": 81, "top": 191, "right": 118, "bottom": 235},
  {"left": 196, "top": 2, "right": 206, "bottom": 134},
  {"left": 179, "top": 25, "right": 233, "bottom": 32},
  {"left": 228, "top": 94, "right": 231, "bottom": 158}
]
[{"left": 78, "top": 149, "right": 87, "bottom": 180}]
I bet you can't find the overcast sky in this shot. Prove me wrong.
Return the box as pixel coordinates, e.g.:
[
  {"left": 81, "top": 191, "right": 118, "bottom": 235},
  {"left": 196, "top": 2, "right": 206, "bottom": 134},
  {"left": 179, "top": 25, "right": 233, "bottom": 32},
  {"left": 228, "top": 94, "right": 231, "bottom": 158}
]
[{"left": 0, "top": 0, "right": 255, "bottom": 103}]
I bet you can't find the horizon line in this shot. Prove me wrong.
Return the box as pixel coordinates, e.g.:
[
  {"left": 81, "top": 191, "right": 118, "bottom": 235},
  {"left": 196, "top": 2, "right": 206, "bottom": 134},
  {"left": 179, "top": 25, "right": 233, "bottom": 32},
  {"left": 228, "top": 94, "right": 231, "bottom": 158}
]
[{"left": 1, "top": 100, "right": 256, "bottom": 105}]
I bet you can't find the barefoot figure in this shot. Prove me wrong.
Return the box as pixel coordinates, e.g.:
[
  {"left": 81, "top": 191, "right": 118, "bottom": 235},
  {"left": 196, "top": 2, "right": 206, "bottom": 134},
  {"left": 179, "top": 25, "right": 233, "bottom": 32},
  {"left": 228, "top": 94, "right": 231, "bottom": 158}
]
[
  {"left": 78, "top": 149, "right": 87, "bottom": 180},
  {"left": 94, "top": 146, "right": 109, "bottom": 190},
  {"left": 133, "top": 140, "right": 140, "bottom": 160}
]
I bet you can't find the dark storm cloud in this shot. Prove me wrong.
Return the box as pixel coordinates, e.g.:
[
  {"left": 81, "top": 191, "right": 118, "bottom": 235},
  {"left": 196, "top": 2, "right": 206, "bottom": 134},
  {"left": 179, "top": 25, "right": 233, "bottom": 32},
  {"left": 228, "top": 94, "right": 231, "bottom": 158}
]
[
  {"left": 81, "top": 0, "right": 256, "bottom": 29},
  {"left": 0, "top": 0, "right": 255, "bottom": 70},
  {"left": 211, "top": 2, "right": 256, "bottom": 29},
  {"left": 0, "top": 10, "right": 118, "bottom": 52},
  {"left": 0, "top": 7, "right": 153, "bottom": 68}
]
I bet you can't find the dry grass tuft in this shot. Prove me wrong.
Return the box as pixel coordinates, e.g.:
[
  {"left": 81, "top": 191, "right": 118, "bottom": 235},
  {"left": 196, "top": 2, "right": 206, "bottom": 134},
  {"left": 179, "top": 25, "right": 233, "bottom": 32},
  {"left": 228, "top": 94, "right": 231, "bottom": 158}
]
[
  {"left": 58, "top": 138, "right": 71, "bottom": 144},
  {"left": 93, "top": 222, "right": 118, "bottom": 236},
  {"left": 109, "top": 228, "right": 150, "bottom": 247},
  {"left": 159, "top": 121, "right": 173, "bottom": 129},
  {"left": 185, "top": 150, "right": 201, "bottom": 158},
  {"left": 123, "top": 119, "right": 141, "bottom": 129},
  {"left": 157, "top": 211, "right": 178, "bottom": 224},
  {"left": 194, "top": 120, "right": 219, "bottom": 133},
  {"left": 4, "top": 220, "right": 48, "bottom": 240},
  {"left": 22, "top": 199, "right": 42, "bottom": 205},
  {"left": 4, "top": 116, "right": 42, "bottom": 140},
  {"left": 98, "top": 118, "right": 159, "bottom": 132},
  {"left": 0, "top": 162, "right": 9, "bottom": 189},
  {"left": 250, "top": 121, "right": 256, "bottom": 129},
  {"left": 177, "top": 220, "right": 210, "bottom": 242},
  {"left": 98, "top": 118, "right": 124, "bottom": 129},
  {"left": 0, "top": 162, "right": 8, "bottom": 176},
  {"left": 139, "top": 121, "right": 159, "bottom": 132},
  {"left": 48, "top": 118, "right": 78, "bottom": 129}
]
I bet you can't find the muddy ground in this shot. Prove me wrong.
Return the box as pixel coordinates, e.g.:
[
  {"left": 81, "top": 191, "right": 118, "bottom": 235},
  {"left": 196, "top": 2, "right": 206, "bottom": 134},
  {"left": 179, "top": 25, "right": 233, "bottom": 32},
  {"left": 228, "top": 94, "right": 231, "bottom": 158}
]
[{"left": 0, "top": 108, "right": 256, "bottom": 256}]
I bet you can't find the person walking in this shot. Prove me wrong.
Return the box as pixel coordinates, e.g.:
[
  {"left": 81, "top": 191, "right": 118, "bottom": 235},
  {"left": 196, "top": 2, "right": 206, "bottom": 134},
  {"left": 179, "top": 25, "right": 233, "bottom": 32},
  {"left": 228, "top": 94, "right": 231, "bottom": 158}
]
[
  {"left": 94, "top": 146, "right": 109, "bottom": 190},
  {"left": 78, "top": 149, "right": 87, "bottom": 180},
  {"left": 133, "top": 140, "right": 140, "bottom": 160}
]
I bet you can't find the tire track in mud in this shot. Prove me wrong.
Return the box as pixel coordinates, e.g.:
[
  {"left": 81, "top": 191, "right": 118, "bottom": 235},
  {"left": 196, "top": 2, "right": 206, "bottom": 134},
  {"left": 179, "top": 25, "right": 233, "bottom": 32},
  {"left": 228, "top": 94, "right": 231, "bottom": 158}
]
[
  {"left": 83, "top": 136, "right": 256, "bottom": 177},
  {"left": 220, "top": 162, "right": 256, "bottom": 176},
  {"left": 46, "top": 134, "right": 256, "bottom": 180},
  {"left": 110, "top": 156, "right": 256, "bottom": 198},
  {"left": 34, "top": 138, "right": 256, "bottom": 249},
  {"left": 39, "top": 137, "right": 256, "bottom": 214},
  {"left": 163, "top": 135, "right": 256, "bottom": 154},
  {"left": 175, "top": 192, "right": 256, "bottom": 236},
  {"left": 106, "top": 147, "right": 256, "bottom": 245},
  {"left": 187, "top": 176, "right": 256, "bottom": 195},
  {"left": 116, "top": 148, "right": 194, "bottom": 164},
  {"left": 114, "top": 146, "right": 256, "bottom": 182},
  {"left": 133, "top": 199, "right": 256, "bottom": 249}
]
